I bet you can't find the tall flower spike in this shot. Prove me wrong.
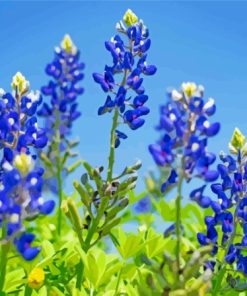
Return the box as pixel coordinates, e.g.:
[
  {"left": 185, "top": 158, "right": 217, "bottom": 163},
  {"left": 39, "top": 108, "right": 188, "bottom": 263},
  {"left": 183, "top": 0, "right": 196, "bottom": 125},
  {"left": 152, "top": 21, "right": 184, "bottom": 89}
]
[
  {"left": 149, "top": 82, "right": 220, "bottom": 201},
  {"left": 0, "top": 73, "right": 55, "bottom": 260},
  {"left": 38, "top": 35, "right": 85, "bottom": 234},
  {"left": 198, "top": 129, "right": 247, "bottom": 285},
  {"left": 93, "top": 9, "right": 157, "bottom": 147},
  {"left": 68, "top": 10, "right": 155, "bottom": 254}
]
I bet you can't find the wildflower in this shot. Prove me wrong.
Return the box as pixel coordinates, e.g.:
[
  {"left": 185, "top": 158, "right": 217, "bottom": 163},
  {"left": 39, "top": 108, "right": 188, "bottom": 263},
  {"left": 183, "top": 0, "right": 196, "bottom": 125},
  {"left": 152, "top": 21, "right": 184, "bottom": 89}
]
[
  {"left": 197, "top": 129, "right": 247, "bottom": 275},
  {"left": 135, "top": 195, "right": 152, "bottom": 213},
  {"left": 93, "top": 9, "right": 157, "bottom": 147},
  {"left": 38, "top": 34, "right": 85, "bottom": 193},
  {"left": 39, "top": 34, "right": 84, "bottom": 140},
  {"left": 0, "top": 73, "right": 55, "bottom": 260},
  {"left": 28, "top": 267, "right": 45, "bottom": 289},
  {"left": 149, "top": 83, "right": 220, "bottom": 195}
]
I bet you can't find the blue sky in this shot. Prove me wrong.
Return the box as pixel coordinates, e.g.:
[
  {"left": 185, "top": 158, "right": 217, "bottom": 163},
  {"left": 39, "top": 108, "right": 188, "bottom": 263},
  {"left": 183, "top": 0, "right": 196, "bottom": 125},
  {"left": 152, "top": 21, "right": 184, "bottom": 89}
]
[{"left": 1, "top": 1, "right": 247, "bottom": 195}]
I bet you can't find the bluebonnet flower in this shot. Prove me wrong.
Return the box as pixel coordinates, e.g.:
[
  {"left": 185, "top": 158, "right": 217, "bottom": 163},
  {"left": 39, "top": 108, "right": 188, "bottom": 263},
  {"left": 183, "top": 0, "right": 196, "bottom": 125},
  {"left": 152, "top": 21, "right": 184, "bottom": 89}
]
[
  {"left": 0, "top": 73, "right": 55, "bottom": 260},
  {"left": 149, "top": 82, "right": 220, "bottom": 197},
  {"left": 38, "top": 35, "right": 84, "bottom": 192},
  {"left": 93, "top": 9, "right": 157, "bottom": 147},
  {"left": 197, "top": 128, "right": 247, "bottom": 275},
  {"left": 135, "top": 195, "right": 152, "bottom": 213}
]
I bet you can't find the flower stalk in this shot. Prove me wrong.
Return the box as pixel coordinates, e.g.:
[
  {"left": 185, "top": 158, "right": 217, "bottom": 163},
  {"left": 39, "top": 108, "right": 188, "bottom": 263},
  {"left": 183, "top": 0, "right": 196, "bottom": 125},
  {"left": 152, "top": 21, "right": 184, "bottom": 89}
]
[
  {"left": 175, "top": 171, "right": 184, "bottom": 282},
  {"left": 107, "top": 108, "right": 119, "bottom": 182}
]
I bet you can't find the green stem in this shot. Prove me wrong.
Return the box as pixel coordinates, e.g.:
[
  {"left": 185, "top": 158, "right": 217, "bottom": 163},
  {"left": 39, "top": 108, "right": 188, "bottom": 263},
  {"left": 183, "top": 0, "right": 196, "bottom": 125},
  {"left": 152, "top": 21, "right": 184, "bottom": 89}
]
[
  {"left": 54, "top": 108, "right": 63, "bottom": 236},
  {"left": 175, "top": 171, "right": 183, "bottom": 282},
  {"left": 82, "top": 108, "right": 119, "bottom": 252},
  {"left": 83, "top": 215, "right": 101, "bottom": 252},
  {"left": 114, "top": 266, "right": 123, "bottom": 296},
  {"left": 56, "top": 159, "right": 63, "bottom": 236},
  {"left": 0, "top": 220, "right": 10, "bottom": 292},
  {"left": 107, "top": 108, "right": 119, "bottom": 182},
  {"left": 83, "top": 70, "right": 127, "bottom": 252}
]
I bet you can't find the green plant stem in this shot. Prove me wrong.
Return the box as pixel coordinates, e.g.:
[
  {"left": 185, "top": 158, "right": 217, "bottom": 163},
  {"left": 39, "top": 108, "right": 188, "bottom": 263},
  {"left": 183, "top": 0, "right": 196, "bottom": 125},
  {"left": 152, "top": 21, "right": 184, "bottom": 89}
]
[
  {"left": 83, "top": 71, "right": 127, "bottom": 252},
  {"left": 106, "top": 68, "right": 128, "bottom": 183},
  {"left": 107, "top": 108, "right": 119, "bottom": 182},
  {"left": 212, "top": 199, "right": 241, "bottom": 295},
  {"left": 83, "top": 215, "right": 101, "bottom": 252},
  {"left": 56, "top": 157, "right": 63, "bottom": 236},
  {"left": 0, "top": 220, "right": 10, "bottom": 292},
  {"left": 54, "top": 108, "right": 63, "bottom": 236},
  {"left": 114, "top": 266, "right": 123, "bottom": 296},
  {"left": 175, "top": 171, "right": 183, "bottom": 282},
  {"left": 83, "top": 108, "right": 119, "bottom": 252}
]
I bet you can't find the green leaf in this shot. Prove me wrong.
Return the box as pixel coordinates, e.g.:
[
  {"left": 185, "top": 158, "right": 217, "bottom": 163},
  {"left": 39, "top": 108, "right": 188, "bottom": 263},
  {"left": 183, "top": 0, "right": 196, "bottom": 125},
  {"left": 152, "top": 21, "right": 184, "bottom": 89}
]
[
  {"left": 129, "top": 190, "right": 147, "bottom": 205},
  {"left": 152, "top": 199, "right": 176, "bottom": 221},
  {"left": 4, "top": 269, "right": 25, "bottom": 293},
  {"left": 42, "top": 240, "right": 55, "bottom": 257},
  {"left": 118, "top": 234, "right": 144, "bottom": 259},
  {"left": 145, "top": 228, "right": 169, "bottom": 259}
]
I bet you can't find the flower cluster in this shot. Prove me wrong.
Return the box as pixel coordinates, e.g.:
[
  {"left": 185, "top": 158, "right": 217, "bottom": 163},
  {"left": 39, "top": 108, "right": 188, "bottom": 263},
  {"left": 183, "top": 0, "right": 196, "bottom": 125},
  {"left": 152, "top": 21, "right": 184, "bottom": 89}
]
[
  {"left": 38, "top": 35, "right": 85, "bottom": 190},
  {"left": 197, "top": 129, "right": 247, "bottom": 275},
  {"left": 0, "top": 73, "right": 54, "bottom": 260},
  {"left": 93, "top": 9, "right": 157, "bottom": 147},
  {"left": 39, "top": 35, "right": 84, "bottom": 138},
  {"left": 149, "top": 82, "right": 220, "bottom": 196}
]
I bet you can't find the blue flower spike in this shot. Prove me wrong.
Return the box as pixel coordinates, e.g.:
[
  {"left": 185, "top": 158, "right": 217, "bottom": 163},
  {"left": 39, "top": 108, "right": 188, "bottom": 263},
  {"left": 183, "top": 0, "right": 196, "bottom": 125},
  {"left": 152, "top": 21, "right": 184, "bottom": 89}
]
[
  {"left": 0, "top": 73, "right": 54, "bottom": 260},
  {"left": 198, "top": 128, "right": 247, "bottom": 277},
  {"left": 149, "top": 82, "right": 220, "bottom": 195},
  {"left": 38, "top": 35, "right": 85, "bottom": 235},
  {"left": 93, "top": 9, "right": 157, "bottom": 147}
]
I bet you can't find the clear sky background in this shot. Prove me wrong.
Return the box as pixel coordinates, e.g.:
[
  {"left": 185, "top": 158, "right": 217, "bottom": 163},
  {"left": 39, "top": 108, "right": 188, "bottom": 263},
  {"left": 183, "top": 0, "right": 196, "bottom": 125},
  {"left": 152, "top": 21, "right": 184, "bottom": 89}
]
[{"left": 0, "top": 1, "right": 247, "bottom": 196}]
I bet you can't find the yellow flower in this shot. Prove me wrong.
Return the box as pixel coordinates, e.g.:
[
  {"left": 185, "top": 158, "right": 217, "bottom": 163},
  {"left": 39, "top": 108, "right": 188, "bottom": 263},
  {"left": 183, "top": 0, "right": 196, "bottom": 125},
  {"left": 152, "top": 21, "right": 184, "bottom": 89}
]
[
  {"left": 181, "top": 82, "right": 197, "bottom": 98},
  {"left": 28, "top": 267, "right": 45, "bottom": 289},
  {"left": 14, "top": 153, "right": 34, "bottom": 176},
  {"left": 12, "top": 72, "right": 29, "bottom": 94},
  {"left": 123, "top": 9, "right": 138, "bottom": 27},
  {"left": 230, "top": 128, "right": 246, "bottom": 150},
  {"left": 61, "top": 34, "right": 76, "bottom": 54}
]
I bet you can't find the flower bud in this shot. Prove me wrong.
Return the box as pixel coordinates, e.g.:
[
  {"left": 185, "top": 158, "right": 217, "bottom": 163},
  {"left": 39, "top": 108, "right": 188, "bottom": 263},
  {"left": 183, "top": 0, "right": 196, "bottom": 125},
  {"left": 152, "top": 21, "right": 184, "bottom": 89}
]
[
  {"left": 67, "top": 197, "right": 82, "bottom": 231},
  {"left": 14, "top": 153, "right": 34, "bottom": 176},
  {"left": 181, "top": 82, "right": 197, "bottom": 98},
  {"left": 145, "top": 176, "right": 155, "bottom": 192},
  {"left": 61, "top": 200, "right": 69, "bottom": 214},
  {"left": 123, "top": 9, "right": 138, "bottom": 27},
  {"left": 230, "top": 128, "right": 246, "bottom": 150},
  {"left": 12, "top": 72, "right": 29, "bottom": 94},
  {"left": 124, "top": 160, "right": 142, "bottom": 174},
  {"left": 61, "top": 34, "right": 76, "bottom": 54}
]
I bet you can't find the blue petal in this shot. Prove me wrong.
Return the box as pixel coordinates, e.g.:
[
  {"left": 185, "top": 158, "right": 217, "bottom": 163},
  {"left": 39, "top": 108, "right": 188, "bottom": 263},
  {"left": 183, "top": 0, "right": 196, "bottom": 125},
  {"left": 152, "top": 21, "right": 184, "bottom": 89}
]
[
  {"left": 39, "top": 200, "right": 55, "bottom": 214},
  {"left": 22, "top": 247, "right": 41, "bottom": 261}
]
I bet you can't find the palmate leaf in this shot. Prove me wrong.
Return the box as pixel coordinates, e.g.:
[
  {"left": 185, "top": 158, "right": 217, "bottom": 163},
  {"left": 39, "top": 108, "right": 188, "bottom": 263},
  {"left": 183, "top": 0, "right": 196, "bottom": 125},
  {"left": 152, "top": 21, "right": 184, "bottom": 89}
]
[
  {"left": 75, "top": 246, "right": 122, "bottom": 290},
  {"left": 4, "top": 269, "right": 25, "bottom": 293},
  {"left": 113, "top": 228, "right": 145, "bottom": 260},
  {"left": 128, "top": 190, "right": 147, "bottom": 205},
  {"left": 144, "top": 228, "right": 169, "bottom": 259},
  {"left": 152, "top": 198, "right": 176, "bottom": 221}
]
